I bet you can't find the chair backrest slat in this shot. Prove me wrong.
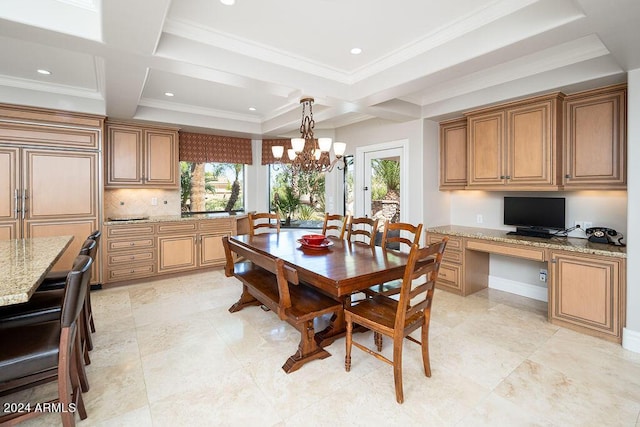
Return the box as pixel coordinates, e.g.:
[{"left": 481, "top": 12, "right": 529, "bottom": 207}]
[
  {"left": 346, "top": 216, "right": 379, "bottom": 248},
  {"left": 249, "top": 212, "right": 280, "bottom": 236},
  {"left": 395, "top": 238, "right": 448, "bottom": 329},
  {"left": 381, "top": 221, "right": 423, "bottom": 251},
  {"left": 322, "top": 213, "right": 349, "bottom": 239}
]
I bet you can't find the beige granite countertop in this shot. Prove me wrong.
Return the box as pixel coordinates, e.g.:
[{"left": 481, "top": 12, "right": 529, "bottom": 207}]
[
  {"left": 104, "top": 212, "right": 248, "bottom": 226},
  {"left": 0, "top": 235, "right": 74, "bottom": 306},
  {"left": 427, "top": 225, "right": 626, "bottom": 259}
]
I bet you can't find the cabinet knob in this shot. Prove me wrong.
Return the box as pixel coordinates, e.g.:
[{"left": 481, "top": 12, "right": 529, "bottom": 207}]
[
  {"left": 500, "top": 175, "right": 505, "bottom": 179},
  {"left": 551, "top": 259, "right": 557, "bottom": 264},
  {"left": 130, "top": 242, "right": 135, "bottom": 246},
  {"left": 506, "top": 176, "right": 511, "bottom": 180},
  {"left": 565, "top": 174, "right": 571, "bottom": 179},
  {"left": 130, "top": 256, "right": 135, "bottom": 260}
]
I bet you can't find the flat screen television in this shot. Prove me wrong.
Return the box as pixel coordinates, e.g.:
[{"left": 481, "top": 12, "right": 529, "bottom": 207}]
[{"left": 504, "top": 196, "right": 565, "bottom": 238}]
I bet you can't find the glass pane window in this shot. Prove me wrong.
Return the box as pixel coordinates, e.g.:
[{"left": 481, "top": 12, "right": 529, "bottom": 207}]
[
  {"left": 268, "top": 165, "right": 326, "bottom": 229},
  {"left": 180, "top": 161, "right": 244, "bottom": 213}
]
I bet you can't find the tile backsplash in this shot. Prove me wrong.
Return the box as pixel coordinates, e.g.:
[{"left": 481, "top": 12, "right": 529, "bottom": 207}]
[{"left": 104, "top": 189, "right": 181, "bottom": 219}]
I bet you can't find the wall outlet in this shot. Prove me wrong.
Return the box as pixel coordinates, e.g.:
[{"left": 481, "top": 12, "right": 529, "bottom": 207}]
[
  {"left": 539, "top": 269, "right": 547, "bottom": 282},
  {"left": 476, "top": 214, "right": 483, "bottom": 224},
  {"left": 574, "top": 220, "right": 583, "bottom": 230},
  {"left": 151, "top": 197, "right": 158, "bottom": 206}
]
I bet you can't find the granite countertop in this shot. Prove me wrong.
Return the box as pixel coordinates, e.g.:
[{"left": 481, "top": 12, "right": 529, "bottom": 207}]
[
  {"left": 0, "top": 235, "right": 74, "bottom": 306},
  {"left": 104, "top": 212, "right": 248, "bottom": 225},
  {"left": 427, "top": 225, "right": 626, "bottom": 259}
]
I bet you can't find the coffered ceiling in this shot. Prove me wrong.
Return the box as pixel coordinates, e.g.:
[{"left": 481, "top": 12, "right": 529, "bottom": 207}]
[{"left": 0, "top": 0, "right": 638, "bottom": 138}]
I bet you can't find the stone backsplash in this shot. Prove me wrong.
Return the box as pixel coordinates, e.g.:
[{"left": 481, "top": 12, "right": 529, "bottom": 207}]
[{"left": 104, "top": 189, "right": 181, "bottom": 219}]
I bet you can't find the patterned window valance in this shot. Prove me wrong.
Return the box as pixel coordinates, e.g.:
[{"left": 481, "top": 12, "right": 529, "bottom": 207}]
[
  {"left": 261, "top": 139, "right": 292, "bottom": 165},
  {"left": 179, "top": 132, "right": 253, "bottom": 164}
]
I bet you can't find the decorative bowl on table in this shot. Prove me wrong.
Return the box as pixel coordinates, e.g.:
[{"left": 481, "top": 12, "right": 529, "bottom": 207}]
[{"left": 301, "top": 234, "right": 326, "bottom": 246}]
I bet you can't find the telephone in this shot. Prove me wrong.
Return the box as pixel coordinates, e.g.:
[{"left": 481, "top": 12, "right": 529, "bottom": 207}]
[{"left": 585, "top": 227, "right": 626, "bottom": 246}]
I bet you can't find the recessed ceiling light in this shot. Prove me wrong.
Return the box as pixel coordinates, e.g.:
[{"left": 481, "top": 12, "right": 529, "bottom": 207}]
[
  {"left": 220, "top": 0, "right": 235, "bottom": 5},
  {"left": 37, "top": 69, "right": 51, "bottom": 75},
  {"left": 249, "top": 107, "right": 256, "bottom": 111},
  {"left": 350, "top": 47, "right": 362, "bottom": 55},
  {"left": 164, "top": 92, "right": 174, "bottom": 97}
]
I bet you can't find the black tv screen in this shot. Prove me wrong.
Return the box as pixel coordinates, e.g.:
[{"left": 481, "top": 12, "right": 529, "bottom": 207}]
[{"left": 504, "top": 197, "right": 566, "bottom": 230}]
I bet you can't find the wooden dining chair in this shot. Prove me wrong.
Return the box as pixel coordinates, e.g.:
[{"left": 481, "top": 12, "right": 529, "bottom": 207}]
[
  {"left": 345, "top": 216, "right": 379, "bottom": 248},
  {"left": 0, "top": 255, "right": 92, "bottom": 426},
  {"left": 345, "top": 237, "right": 448, "bottom": 404},
  {"left": 365, "top": 220, "right": 424, "bottom": 297},
  {"left": 249, "top": 212, "right": 280, "bottom": 236},
  {"left": 322, "top": 213, "right": 349, "bottom": 239}
]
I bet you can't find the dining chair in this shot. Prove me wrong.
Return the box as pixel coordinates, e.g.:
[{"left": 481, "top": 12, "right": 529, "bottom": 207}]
[
  {"left": 0, "top": 238, "right": 97, "bottom": 372},
  {"left": 345, "top": 216, "right": 379, "bottom": 248},
  {"left": 249, "top": 212, "right": 281, "bottom": 236},
  {"left": 37, "top": 230, "right": 101, "bottom": 335},
  {"left": 322, "top": 213, "right": 349, "bottom": 239},
  {"left": 0, "top": 255, "right": 92, "bottom": 426},
  {"left": 365, "top": 220, "right": 424, "bottom": 297},
  {"left": 344, "top": 237, "right": 448, "bottom": 404}
]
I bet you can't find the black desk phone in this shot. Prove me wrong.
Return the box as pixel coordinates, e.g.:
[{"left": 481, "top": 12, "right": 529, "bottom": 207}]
[{"left": 585, "top": 227, "right": 625, "bottom": 246}]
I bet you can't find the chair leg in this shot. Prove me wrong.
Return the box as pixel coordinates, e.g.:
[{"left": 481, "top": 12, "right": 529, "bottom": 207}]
[
  {"left": 374, "top": 332, "right": 383, "bottom": 352},
  {"left": 393, "top": 338, "right": 404, "bottom": 404},
  {"left": 75, "top": 328, "right": 90, "bottom": 393},
  {"left": 69, "top": 339, "right": 88, "bottom": 420},
  {"left": 86, "top": 291, "right": 95, "bottom": 333},
  {"left": 345, "top": 317, "right": 352, "bottom": 372},
  {"left": 421, "top": 323, "right": 431, "bottom": 378}
]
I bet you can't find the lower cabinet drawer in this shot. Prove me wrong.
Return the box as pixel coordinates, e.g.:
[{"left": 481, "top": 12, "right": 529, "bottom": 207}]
[
  {"left": 107, "top": 264, "right": 155, "bottom": 281},
  {"left": 437, "top": 262, "right": 462, "bottom": 291},
  {"left": 109, "top": 238, "right": 154, "bottom": 251},
  {"left": 108, "top": 250, "right": 154, "bottom": 266}
]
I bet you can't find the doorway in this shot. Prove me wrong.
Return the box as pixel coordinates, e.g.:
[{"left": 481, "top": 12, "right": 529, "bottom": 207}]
[{"left": 354, "top": 140, "right": 409, "bottom": 226}]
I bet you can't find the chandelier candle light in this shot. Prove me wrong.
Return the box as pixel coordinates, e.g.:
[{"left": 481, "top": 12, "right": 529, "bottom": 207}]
[{"left": 271, "top": 97, "right": 347, "bottom": 174}]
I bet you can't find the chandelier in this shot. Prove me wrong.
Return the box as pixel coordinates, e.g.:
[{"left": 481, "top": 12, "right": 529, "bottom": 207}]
[{"left": 271, "top": 97, "right": 346, "bottom": 174}]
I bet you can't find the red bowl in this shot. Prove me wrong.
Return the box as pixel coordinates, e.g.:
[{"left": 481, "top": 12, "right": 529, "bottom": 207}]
[{"left": 302, "top": 234, "right": 326, "bottom": 245}]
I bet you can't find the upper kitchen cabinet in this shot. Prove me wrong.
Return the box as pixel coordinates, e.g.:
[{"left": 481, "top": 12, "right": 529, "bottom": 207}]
[
  {"left": 105, "top": 121, "right": 179, "bottom": 188},
  {"left": 439, "top": 118, "right": 467, "bottom": 190},
  {"left": 466, "top": 93, "right": 563, "bottom": 191},
  {"left": 563, "top": 84, "right": 626, "bottom": 190}
]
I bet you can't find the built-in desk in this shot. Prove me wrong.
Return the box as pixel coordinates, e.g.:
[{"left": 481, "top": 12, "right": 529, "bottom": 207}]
[{"left": 427, "top": 225, "right": 626, "bottom": 343}]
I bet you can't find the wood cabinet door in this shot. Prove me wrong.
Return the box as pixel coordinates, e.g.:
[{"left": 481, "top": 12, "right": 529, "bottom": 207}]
[
  {"left": 439, "top": 118, "right": 467, "bottom": 190},
  {"left": 0, "top": 147, "right": 19, "bottom": 224},
  {"left": 550, "top": 251, "right": 623, "bottom": 341},
  {"left": 23, "top": 149, "right": 98, "bottom": 219},
  {"left": 26, "top": 219, "right": 98, "bottom": 279},
  {"left": 158, "top": 234, "right": 197, "bottom": 272},
  {"left": 199, "top": 232, "right": 229, "bottom": 267},
  {"left": 144, "top": 129, "right": 178, "bottom": 187},
  {"left": 564, "top": 86, "right": 626, "bottom": 188},
  {"left": 467, "top": 111, "right": 505, "bottom": 187},
  {"left": 507, "top": 99, "right": 557, "bottom": 186},
  {"left": 106, "top": 125, "right": 143, "bottom": 186}
]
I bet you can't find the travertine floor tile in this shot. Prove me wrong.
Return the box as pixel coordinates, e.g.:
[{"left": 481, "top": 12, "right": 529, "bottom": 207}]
[{"left": 4, "top": 272, "right": 639, "bottom": 426}]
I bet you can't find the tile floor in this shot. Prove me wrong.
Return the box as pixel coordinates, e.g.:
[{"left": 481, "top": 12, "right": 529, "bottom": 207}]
[{"left": 4, "top": 269, "right": 640, "bottom": 426}]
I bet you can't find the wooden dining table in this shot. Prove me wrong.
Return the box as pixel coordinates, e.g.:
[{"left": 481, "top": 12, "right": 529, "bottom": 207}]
[
  {"left": 0, "top": 235, "right": 74, "bottom": 306},
  {"left": 227, "top": 230, "right": 416, "bottom": 346}
]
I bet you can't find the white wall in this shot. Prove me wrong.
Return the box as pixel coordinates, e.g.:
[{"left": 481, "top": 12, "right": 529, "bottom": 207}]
[
  {"left": 625, "top": 69, "right": 640, "bottom": 351},
  {"left": 335, "top": 118, "right": 426, "bottom": 234}
]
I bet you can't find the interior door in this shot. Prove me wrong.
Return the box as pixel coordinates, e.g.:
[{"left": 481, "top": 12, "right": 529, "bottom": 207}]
[
  {"left": 363, "top": 147, "right": 402, "bottom": 226},
  {"left": 0, "top": 147, "right": 20, "bottom": 238}
]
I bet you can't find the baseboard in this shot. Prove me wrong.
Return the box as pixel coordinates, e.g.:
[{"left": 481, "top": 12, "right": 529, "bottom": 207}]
[
  {"left": 623, "top": 328, "right": 640, "bottom": 353},
  {"left": 488, "top": 276, "right": 548, "bottom": 302}
]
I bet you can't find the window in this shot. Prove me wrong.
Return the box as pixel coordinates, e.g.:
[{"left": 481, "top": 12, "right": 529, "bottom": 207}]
[
  {"left": 269, "top": 165, "right": 325, "bottom": 228},
  {"left": 180, "top": 161, "right": 244, "bottom": 213}
]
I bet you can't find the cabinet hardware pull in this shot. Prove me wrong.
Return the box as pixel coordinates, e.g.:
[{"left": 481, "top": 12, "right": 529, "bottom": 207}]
[
  {"left": 21, "top": 189, "right": 27, "bottom": 220},
  {"left": 506, "top": 176, "right": 511, "bottom": 179},
  {"left": 130, "top": 256, "right": 135, "bottom": 260},
  {"left": 500, "top": 175, "right": 505, "bottom": 179},
  {"left": 130, "top": 242, "right": 135, "bottom": 246},
  {"left": 14, "top": 189, "right": 19, "bottom": 219},
  {"left": 565, "top": 174, "right": 571, "bottom": 179},
  {"left": 551, "top": 259, "right": 557, "bottom": 263}
]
